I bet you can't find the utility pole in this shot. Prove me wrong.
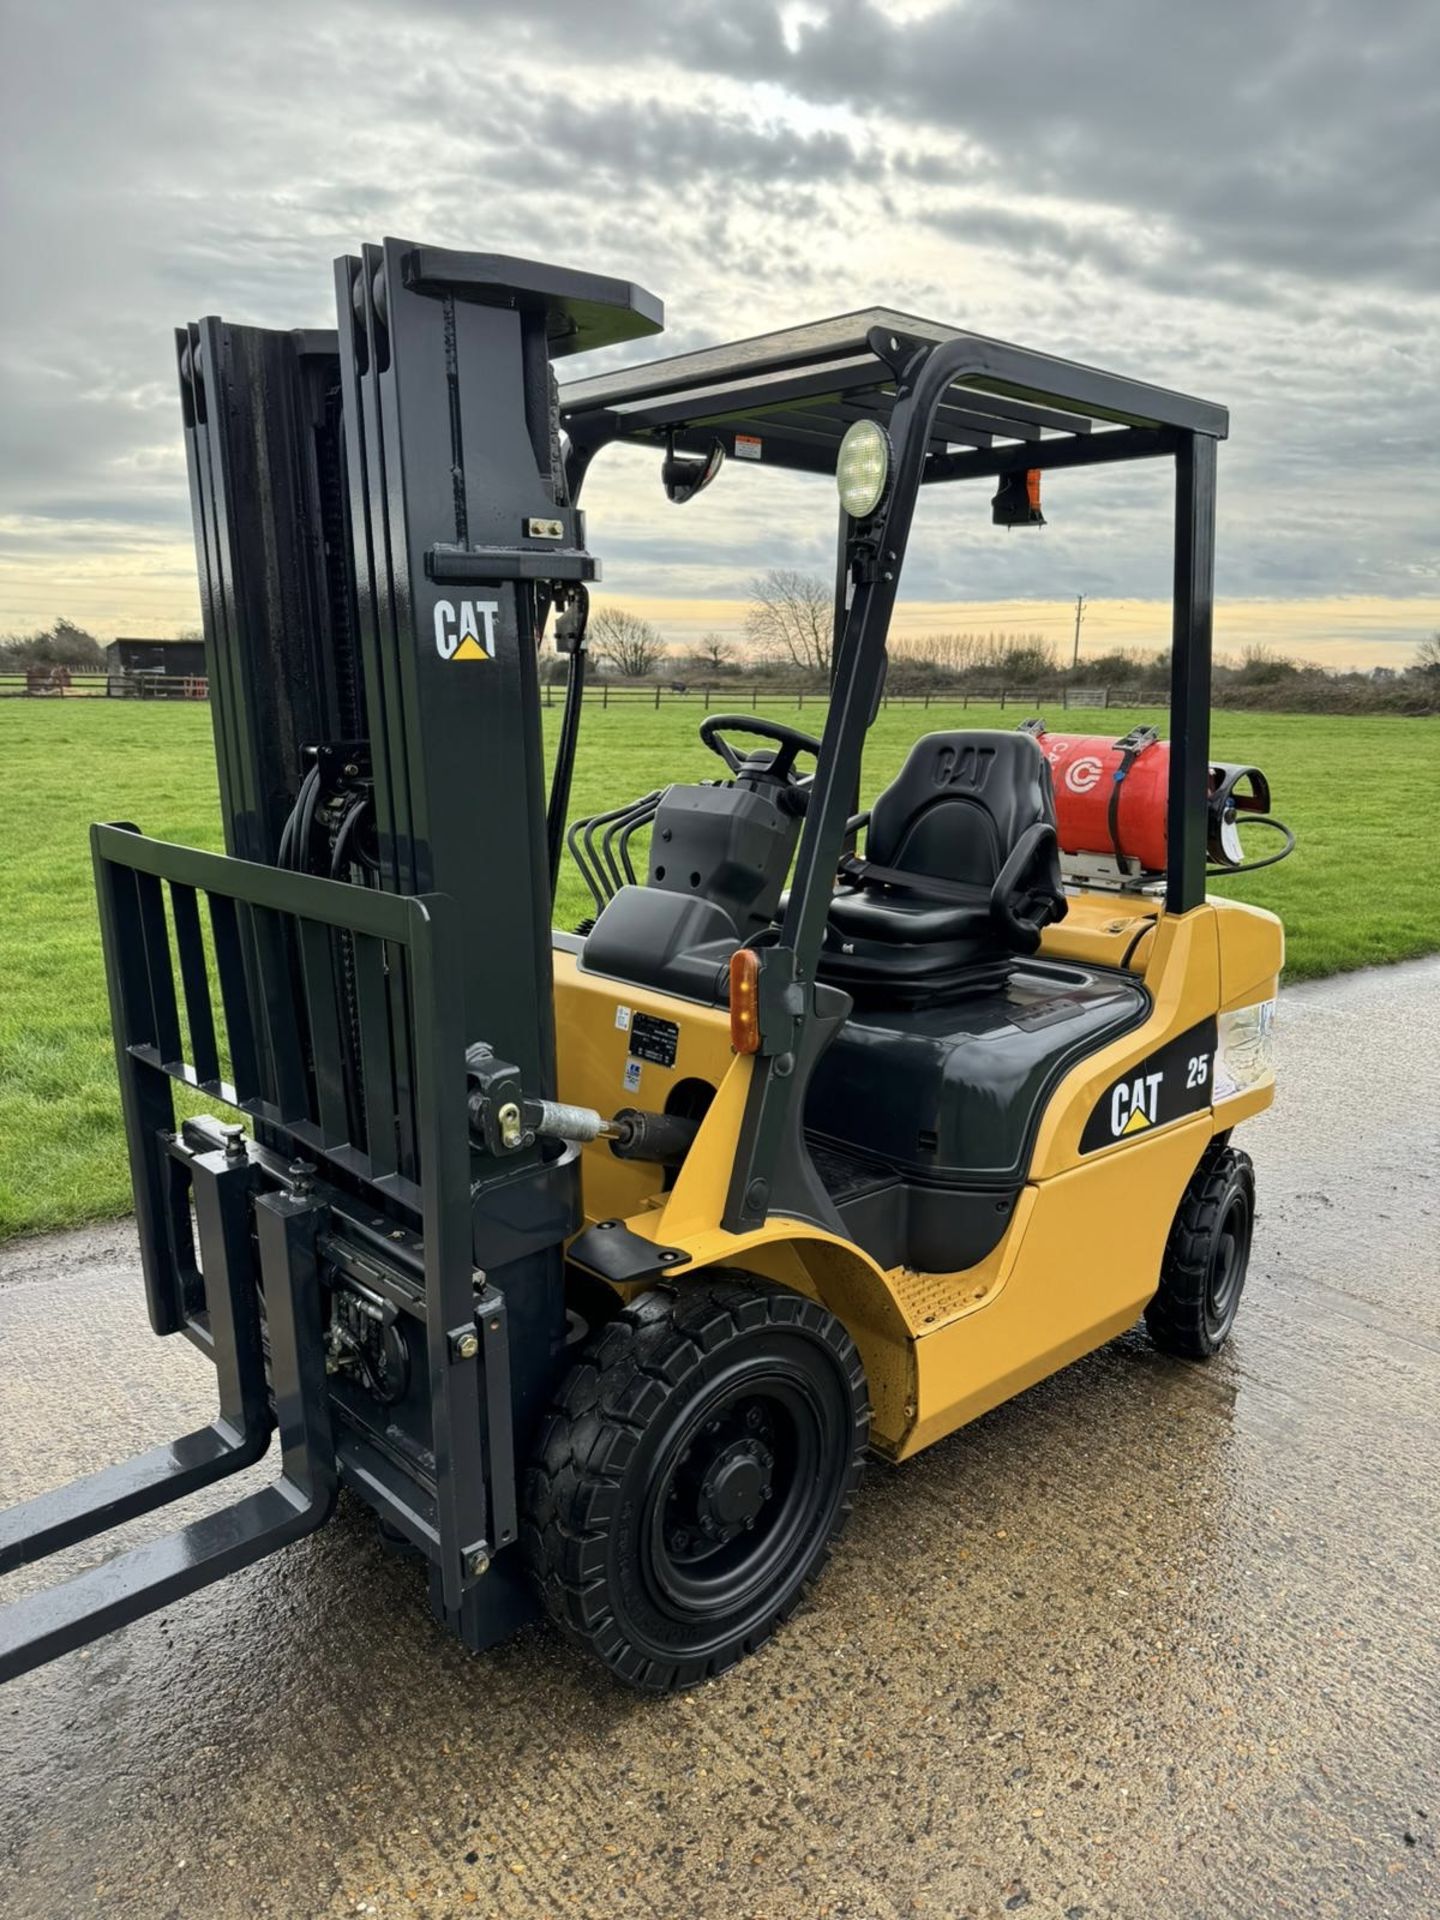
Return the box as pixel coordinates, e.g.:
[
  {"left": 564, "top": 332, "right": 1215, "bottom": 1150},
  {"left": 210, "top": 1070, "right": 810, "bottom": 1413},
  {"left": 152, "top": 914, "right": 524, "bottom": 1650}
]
[{"left": 1071, "top": 592, "right": 1087, "bottom": 670}]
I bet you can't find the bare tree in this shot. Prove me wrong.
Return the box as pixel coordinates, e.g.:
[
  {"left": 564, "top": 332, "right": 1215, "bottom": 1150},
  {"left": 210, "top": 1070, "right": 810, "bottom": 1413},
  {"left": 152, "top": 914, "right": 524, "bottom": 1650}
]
[
  {"left": 889, "top": 629, "right": 1057, "bottom": 684},
  {"left": 689, "top": 631, "right": 736, "bottom": 677},
  {"left": 1411, "top": 633, "right": 1440, "bottom": 678},
  {"left": 745, "top": 570, "right": 832, "bottom": 679},
  {"left": 591, "top": 606, "right": 667, "bottom": 678}
]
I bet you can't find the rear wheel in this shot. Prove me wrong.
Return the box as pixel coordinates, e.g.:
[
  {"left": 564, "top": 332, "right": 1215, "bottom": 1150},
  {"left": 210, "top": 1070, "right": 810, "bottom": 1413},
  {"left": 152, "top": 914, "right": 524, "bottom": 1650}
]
[
  {"left": 1146, "top": 1143, "right": 1255, "bottom": 1358},
  {"left": 522, "top": 1275, "right": 868, "bottom": 1691}
]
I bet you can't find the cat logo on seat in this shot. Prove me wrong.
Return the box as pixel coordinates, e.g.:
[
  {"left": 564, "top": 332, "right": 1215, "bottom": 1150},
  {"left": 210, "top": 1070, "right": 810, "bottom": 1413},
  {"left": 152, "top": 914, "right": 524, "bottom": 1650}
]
[{"left": 433, "top": 599, "right": 498, "bottom": 662}]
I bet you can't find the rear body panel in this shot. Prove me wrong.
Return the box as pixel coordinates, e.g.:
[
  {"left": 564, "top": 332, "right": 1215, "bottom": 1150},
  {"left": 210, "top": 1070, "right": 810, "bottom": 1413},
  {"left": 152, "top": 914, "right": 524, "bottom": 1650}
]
[{"left": 554, "top": 891, "right": 1282, "bottom": 1462}]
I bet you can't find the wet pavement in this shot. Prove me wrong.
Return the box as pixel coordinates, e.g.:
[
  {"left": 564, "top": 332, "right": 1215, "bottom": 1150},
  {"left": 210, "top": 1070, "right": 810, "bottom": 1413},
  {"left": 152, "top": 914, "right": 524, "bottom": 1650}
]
[{"left": 1, "top": 958, "right": 1437, "bottom": 1920}]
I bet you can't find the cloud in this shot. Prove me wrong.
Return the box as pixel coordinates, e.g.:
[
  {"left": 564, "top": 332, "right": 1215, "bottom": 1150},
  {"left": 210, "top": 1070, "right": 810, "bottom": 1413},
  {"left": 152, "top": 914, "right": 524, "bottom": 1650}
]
[{"left": 0, "top": 0, "right": 1436, "bottom": 653}]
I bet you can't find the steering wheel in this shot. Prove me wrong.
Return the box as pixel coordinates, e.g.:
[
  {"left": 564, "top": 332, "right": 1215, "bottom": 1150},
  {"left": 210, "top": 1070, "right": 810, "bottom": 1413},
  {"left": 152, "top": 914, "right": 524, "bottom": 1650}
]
[{"left": 698, "top": 713, "right": 822, "bottom": 786}]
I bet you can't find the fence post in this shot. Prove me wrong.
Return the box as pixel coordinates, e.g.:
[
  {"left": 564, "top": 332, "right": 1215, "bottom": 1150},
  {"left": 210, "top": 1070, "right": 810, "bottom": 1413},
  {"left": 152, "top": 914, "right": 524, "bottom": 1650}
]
[
  {"left": 1062, "top": 686, "right": 1068, "bottom": 711},
  {"left": 1104, "top": 687, "right": 1110, "bottom": 710},
  {"left": 1000, "top": 687, "right": 1006, "bottom": 710},
  {"left": 704, "top": 686, "right": 711, "bottom": 711},
  {"left": 797, "top": 690, "right": 804, "bottom": 710},
  {"left": 603, "top": 683, "right": 609, "bottom": 710},
  {"left": 654, "top": 684, "right": 661, "bottom": 710},
  {"left": 753, "top": 687, "right": 759, "bottom": 710}
]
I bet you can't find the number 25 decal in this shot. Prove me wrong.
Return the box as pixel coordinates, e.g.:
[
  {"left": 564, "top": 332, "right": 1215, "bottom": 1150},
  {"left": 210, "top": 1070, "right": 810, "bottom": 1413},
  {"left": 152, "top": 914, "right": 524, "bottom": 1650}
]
[{"left": 1080, "top": 1018, "right": 1218, "bottom": 1154}]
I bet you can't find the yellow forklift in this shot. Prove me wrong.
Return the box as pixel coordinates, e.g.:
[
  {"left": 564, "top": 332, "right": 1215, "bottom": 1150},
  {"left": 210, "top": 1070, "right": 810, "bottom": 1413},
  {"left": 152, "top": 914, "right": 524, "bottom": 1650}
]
[{"left": 0, "top": 244, "right": 1288, "bottom": 1691}]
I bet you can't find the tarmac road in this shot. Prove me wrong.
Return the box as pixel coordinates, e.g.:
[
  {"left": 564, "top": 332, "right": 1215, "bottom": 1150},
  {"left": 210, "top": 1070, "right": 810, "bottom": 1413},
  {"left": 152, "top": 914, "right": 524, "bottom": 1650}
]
[{"left": 1, "top": 957, "right": 1437, "bottom": 1920}]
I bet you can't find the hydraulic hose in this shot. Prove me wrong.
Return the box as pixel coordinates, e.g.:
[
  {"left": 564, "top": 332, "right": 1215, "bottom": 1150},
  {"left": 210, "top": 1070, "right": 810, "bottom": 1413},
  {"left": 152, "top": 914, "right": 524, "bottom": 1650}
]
[{"left": 1207, "top": 815, "right": 1296, "bottom": 877}]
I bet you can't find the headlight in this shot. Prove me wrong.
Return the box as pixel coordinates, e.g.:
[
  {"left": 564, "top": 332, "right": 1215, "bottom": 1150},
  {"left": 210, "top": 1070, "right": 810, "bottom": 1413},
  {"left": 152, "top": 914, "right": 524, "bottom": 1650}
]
[
  {"left": 836, "top": 418, "right": 891, "bottom": 520},
  {"left": 1213, "top": 997, "right": 1276, "bottom": 1100}
]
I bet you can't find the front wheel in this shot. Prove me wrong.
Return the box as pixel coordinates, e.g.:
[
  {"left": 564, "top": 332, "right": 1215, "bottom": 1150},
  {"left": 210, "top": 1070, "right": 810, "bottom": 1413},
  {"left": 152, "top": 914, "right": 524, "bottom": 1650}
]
[
  {"left": 1146, "top": 1143, "right": 1255, "bottom": 1358},
  {"left": 522, "top": 1276, "right": 868, "bottom": 1691}
]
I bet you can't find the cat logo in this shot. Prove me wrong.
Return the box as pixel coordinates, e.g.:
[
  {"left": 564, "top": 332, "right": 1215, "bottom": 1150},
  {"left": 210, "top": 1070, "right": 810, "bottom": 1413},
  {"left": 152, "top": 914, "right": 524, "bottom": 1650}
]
[
  {"left": 433, "top": 599, "right": 499, "bottom": 662},
  {"left": 1080, "top": 1018, "right": 1218, "bottom": 1155},
  {"left": 1111, "top": 1071, "right": 1163, "bottom": 1137}
]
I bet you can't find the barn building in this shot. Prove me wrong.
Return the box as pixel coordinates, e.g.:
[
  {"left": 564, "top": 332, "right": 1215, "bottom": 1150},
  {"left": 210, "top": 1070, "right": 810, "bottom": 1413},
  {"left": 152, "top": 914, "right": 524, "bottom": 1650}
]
[{"left": 105, "top": 636, "right": 209, "bottom": 678}]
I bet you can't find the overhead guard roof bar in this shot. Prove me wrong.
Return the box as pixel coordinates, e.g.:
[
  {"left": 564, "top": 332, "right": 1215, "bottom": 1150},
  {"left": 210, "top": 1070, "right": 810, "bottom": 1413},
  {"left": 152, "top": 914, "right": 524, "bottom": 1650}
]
[{"left": 560, "top": 307, "right": 1228, "bottom": 473}]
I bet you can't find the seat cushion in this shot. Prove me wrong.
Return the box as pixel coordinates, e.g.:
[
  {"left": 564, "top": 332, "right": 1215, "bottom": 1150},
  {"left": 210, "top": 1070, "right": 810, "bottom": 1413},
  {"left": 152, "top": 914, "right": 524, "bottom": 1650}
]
[{"left": 827, "top": 885, "right": 992, "bottom": 946}]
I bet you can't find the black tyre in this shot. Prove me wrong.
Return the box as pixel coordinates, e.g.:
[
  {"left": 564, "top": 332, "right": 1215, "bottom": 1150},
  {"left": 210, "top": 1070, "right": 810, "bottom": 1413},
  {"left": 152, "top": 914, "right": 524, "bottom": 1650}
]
[
  {"left": 1146, "top": 1143, "right": 1255, "bottom": 1358},
  {"left": 564, "top": 1266, "right": 625, "bottom": 1338},
  {"left": 522, "top": 1275, "right": 868, "bottom": 1691}
]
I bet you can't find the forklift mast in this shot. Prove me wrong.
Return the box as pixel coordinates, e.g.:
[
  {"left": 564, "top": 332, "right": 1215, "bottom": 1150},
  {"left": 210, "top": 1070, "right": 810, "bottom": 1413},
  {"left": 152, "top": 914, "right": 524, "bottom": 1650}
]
[
  {"left": 0, "top": 244, "right": 663, "bottom": 1680},
  {"left": 187, "top": 242, "right": 660, "bottom": 1143}
]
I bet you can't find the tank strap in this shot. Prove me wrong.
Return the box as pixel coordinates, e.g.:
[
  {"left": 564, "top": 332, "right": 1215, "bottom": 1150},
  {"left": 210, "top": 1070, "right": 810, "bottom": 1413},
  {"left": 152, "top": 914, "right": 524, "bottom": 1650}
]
[{"left": 1106, "top": 724, "right": 1161, "bottom": 863}]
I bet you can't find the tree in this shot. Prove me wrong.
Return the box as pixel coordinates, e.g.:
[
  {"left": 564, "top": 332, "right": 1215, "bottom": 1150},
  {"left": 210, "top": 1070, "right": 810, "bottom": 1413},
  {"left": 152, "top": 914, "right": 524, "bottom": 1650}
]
[
  {"left": 0, "top": 617, "right": 105, "bottom": 670},
  {"left": 590, "top": 606, "right": 667, "bottom": 678},
  {"left": 745, "top": 570, "right": 832, "bottom": 680},
  {"left": 689, "top": 631, "right": 736, "bottom": 677},
  {"left": 1411, "top": 633, "right": 1440, "bottom": 679},
  {"left": 996, "top": 638, "right": 1058, "bottom": 683},
  {"left": 0, "top": 618, "right": 104, "bottom": 672},
  {"left": 1233, "top": 644, "right": 1299, "bottom": 686}
]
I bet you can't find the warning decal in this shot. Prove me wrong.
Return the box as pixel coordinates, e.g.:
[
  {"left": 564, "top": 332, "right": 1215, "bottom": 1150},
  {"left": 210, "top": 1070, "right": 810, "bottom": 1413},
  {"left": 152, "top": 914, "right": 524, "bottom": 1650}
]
[{"left": 1079, "top": 1017, "right": 1217, "bottom": 1153}]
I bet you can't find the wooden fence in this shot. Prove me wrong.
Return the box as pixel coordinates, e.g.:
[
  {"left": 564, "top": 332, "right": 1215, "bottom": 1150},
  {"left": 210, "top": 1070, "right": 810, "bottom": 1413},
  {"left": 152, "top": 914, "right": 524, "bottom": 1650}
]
[
  {"left": 4, "top": 671, "right": 1148, "bottom": 714},
  {"left": 543, "top": 681, "right": 1141, "bottom": 712},
  {"left": 0, "top": 671, "right": 209, "bottom": 700}
]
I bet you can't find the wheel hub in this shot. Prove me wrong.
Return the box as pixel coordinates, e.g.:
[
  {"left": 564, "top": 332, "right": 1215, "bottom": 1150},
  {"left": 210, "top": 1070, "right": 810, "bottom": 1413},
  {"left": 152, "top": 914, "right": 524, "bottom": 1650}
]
[{"left": 697, "top": 1437, "right": 773, "bottom": 1540}]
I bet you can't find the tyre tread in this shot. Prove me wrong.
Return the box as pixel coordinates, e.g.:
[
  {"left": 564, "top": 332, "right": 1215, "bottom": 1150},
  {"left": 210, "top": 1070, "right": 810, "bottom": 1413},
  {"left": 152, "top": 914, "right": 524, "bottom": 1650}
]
[
  {"left": 1145, "top": 1143, "right": 1255, "bottom": 1358},
  {"left": 523, "top": 1274, "right": 868, "bottom": 1691}
]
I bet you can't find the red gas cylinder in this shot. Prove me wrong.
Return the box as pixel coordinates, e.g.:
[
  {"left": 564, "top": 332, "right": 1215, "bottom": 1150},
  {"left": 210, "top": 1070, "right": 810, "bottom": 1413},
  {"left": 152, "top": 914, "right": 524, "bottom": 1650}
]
[{"left": 1034, "top": 727, "right": 1171, "bottom": 872}]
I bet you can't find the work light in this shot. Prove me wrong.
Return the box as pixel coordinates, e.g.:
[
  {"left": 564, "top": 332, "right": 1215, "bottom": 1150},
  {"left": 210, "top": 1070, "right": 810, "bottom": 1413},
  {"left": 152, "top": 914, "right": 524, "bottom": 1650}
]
[{"left": 836, "top": 418, "right": 891, "bottom": 520}]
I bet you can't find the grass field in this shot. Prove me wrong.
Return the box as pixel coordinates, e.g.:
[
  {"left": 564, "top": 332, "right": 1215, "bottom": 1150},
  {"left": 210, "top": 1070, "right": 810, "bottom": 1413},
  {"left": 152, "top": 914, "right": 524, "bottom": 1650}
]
[{"left": 2, "top": 697, "right": 1436, "bottom": 1238}]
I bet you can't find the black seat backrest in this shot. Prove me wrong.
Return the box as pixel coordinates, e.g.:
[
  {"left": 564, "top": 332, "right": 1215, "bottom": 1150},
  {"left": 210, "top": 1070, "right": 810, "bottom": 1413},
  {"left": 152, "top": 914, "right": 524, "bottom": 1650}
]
[{"left": 867, "top": 731, "right": 1057, "bottom": 886}]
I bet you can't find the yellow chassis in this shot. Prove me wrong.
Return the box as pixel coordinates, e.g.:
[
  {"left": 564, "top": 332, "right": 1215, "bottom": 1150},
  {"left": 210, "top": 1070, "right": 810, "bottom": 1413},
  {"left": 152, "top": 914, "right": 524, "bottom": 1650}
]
[{"left": 553, "top": 893, "right": 1282, "bottom": 1461}]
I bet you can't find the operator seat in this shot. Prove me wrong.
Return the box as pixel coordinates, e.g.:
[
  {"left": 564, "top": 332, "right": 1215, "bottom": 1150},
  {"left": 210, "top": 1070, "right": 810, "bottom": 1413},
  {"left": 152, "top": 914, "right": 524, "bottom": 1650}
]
[{"left": 818, "top": 730, "right": 1067, "bottom": 1003}]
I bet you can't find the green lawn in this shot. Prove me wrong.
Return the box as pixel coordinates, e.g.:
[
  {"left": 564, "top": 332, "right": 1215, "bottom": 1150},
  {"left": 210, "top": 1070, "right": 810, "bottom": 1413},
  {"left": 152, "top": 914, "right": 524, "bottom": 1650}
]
[{"left": 1, "top": 698, "right": 1436, "bottom": 1238}]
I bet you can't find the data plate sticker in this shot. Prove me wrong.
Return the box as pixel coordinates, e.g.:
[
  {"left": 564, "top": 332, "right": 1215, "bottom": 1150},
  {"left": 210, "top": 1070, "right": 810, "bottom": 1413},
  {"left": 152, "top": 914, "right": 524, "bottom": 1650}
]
[
  {"left": 628, "top": 1012, "right": 679, "bottom": 1068},
  {"left": 1079, "top": 1017, "right": 1217, "bottom": 1153}
]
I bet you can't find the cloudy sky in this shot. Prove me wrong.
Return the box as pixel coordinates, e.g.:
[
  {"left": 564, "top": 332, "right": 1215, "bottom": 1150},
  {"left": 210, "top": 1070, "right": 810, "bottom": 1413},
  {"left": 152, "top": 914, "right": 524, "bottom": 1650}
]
[{"left": 2, "top": 0, "right": 1437, "bottom": 665}]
